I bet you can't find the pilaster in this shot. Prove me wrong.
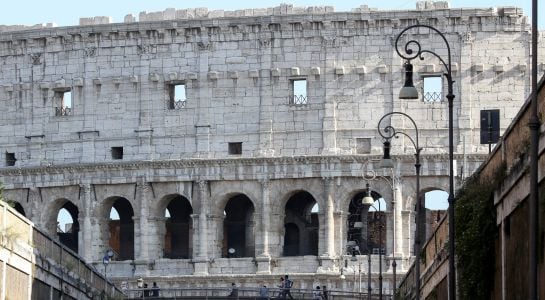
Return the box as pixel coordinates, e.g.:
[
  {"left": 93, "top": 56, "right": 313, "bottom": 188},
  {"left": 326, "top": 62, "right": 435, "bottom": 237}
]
[
  {"left": 256, "top": 179, "right": 272, "bottom": 274},
  {"left": 317, "top": 176, "right": 337, "bottom": 273},
  {"left": 79, "top": 184, "right": 93, "bottom": 262},
  {"left": 135, "top": 179, "right": 151, "bottom": 261},
  {"left": 193, "top": 180, "right": 210, "bottom": 275}
]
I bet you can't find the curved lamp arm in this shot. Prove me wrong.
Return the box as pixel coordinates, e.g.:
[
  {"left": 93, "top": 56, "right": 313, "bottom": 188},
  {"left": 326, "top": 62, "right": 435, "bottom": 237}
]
[
  {"left": 377, "top": 111, "right": 421, "bottom": 154},
  {"left": 395, "top": 24, "right": 454, "bottom": 95}
]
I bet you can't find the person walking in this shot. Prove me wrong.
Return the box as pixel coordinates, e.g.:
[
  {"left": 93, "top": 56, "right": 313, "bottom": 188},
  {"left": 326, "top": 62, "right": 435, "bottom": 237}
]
[
  {"left": 228, "top": 282, "right": 239, "bottom": 299},
  {"left": 322, "top": 285, "right": 328, "bottom": 300},
  {"left": 259, "top": 285, "right": 270, "bottom": 300},
  {"left": 283, "top": 275, "right": 294, "bottom": 299},
  {"left": 312, "top": 286, "right": 323, "bottom": 300},
  {"left": 151, "top": 282, "right": 160, "bottom": 298},
  {"left": 276, "top": 277, "right": 285, "bottom": 299}
]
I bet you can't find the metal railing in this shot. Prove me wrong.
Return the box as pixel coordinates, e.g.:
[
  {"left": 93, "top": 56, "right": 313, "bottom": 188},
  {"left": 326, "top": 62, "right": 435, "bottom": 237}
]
[
  {"left": 174, "top": 99, "right": 187, "bottom": 109},
  {"left": 122, "top": 287, "right": 392, "bottom": 299},
  {"left": 289, "top": 94, "right": 308, "bottom": 105},
  {"left": 423, "top": 92, "right": 442, "bottom": 102},
  {"left": 55, "top": 106, "right": 72, "bottom": 116}
]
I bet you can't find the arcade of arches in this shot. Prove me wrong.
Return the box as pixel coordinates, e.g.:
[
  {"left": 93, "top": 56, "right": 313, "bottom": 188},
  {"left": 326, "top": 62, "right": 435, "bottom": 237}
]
[{"left": 4, "top": 177, "right": 449, "bottom": 276}]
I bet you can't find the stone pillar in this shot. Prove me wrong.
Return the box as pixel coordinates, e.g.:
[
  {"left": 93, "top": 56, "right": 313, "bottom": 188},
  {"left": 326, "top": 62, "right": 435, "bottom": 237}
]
[
  {"left": 318, "top": 177, "right": 336, "bottom": 273},
  {"left": 79, "top": 184, "right": 93, "bottom": 262},
  {"left": 394, "top": 180, "right": 404, "bottom": 257},
  {"left": 154, "top": 216, "right": 167, "bottom": 259},
  {"left": 256, "top": 179, "right": 272, "bottom": 274},
  {"left": 193, "top": 180, "right": 210, "bottom": 275},
  {"left": 135, "top": 180, "right": 151, "bottom": 261}
]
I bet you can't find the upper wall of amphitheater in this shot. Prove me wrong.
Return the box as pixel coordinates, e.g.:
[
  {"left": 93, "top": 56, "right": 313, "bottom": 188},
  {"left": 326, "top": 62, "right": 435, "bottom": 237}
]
[
  {"left": 0, "top": 2, "right": 541, "bottom": 168},
  {"left": 0, "top": 3, "right": 530, "bottom": 38}
]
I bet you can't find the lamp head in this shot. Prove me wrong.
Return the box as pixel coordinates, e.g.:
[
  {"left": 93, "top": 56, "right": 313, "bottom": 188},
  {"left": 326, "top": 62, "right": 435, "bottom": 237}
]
[
  {"left": 380, "top": 140, "right": 394, "bottom": 169},
  {"left": 361, "top": 183, "right": 374, "bottom": 206},
  {"left": 399, "top": 62, "right": 419, "bottom": 99}
]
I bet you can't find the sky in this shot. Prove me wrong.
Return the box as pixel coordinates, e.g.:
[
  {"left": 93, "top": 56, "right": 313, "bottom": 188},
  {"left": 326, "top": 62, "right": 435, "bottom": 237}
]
[{"left": 0, "top": 1, "right": 543, "bottom": 29}]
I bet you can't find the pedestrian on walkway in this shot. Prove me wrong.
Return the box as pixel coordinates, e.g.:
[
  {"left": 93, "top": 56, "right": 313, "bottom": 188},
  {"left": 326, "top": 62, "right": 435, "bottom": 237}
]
[
  {"left": 276, "top": 277, "right": 285, "bottom": 298},
  {"left": 259, "top": 285, "right": 269, "bottom": 300},
  {"left": 228, "top": 282, "right": 239, "bottom": 299},
  {"left": 282, "top": 275, "right": 294, "bottom": 299},
  {"left": 312, "top": 286, "right": 323, "bottom": 300},
  {"left": 322, "top": 285, "right": 328, "bottom": 300}
]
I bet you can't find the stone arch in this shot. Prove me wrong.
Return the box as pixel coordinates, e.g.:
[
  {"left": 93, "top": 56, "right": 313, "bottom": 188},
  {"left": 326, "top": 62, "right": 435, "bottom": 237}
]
[
  {"left": 103, "top": 196, "right": 134, "bottom": 261},
  {"left": 43, "top": 198, "right": 74, "bottom": 234},
  {"left": 283, "top": 190, "right": 319, "bottom": 256},
  {"left": 338, "top": 179, "right": 392, "bottom": 213},
  {"left": 160, "top": 194, "right": 193, "bottom": 259},
  {"left": 56, "top": 201, "right": 80, "bottom": 253},
  {"left": 222, "top": 193, "right": 255, "bottom": 258},
  {"left": 6, "top": 200, "right": 26, "bottom": 217},
  {"left": 422, "top": 187, "right": 449, "bottom": 210},
  {"left": 277, "top": 187, "right": 322, "bottom": 213}
]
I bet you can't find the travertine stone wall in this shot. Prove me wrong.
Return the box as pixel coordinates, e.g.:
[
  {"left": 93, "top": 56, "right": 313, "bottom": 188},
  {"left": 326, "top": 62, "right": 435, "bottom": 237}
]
[{"left": 0, "top": 1, "right": 542, "bottom": 291}]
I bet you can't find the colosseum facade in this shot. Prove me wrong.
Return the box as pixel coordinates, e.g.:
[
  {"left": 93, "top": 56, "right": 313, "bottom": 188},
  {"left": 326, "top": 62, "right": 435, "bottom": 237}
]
[{"left": 0, "top": 1, "right": 542, "bottom": 294}]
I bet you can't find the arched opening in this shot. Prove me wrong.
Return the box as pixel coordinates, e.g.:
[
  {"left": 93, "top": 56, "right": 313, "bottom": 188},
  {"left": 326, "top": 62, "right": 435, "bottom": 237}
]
[
  {"left": 56, "top": 201, "right": 79, "bottom": 253},
  {"left": 7, "top": 200, "right": 25, "bottom": 217},
  {"left": 222, "top": 194, "right": 255, "bottom": 258},
  {"left": 347, "top": 191, "right": 386, "bottom": 255},
  {"left": 368, "top": 198, "right": 387, "bottom": 255},
  {"left": 283, "top": 191, "right": 319, "bottom": 256},
  {"left": 424, "top": 189, "right": 449, "bottom": 240},
  {"left": 164, "top": 195, "right": 193, "bottom": 259},
  {"left": 108, "top": 198, "right": 134, "bottom": 260},
  {"left": 425, "top": 190, "right": 449, "bottom": 210},
  {"left": 283, "top": 223, "right": 300, "bottom": 256},
  {"left": 347, "top": 191, "right": 370, "bottom": 254}
]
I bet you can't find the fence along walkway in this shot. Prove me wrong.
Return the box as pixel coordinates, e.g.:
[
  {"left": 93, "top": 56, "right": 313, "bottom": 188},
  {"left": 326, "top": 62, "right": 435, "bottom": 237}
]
[
  {"left": 122, "top": 287, "right": 392, "bottom": 299},
  {"left": 0, "top": 200, "right": 124, "bottom": 300}
]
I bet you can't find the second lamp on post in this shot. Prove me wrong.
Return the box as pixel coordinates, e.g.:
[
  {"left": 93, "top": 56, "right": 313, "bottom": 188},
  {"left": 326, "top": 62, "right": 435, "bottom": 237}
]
[{"left": 378, "top": 112, "right": 422, "bottom": 300}]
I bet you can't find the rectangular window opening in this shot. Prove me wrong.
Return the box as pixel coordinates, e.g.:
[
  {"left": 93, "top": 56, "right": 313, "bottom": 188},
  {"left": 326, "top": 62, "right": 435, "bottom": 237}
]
[
  {"left": 55, "top": 89, "right": 72, "bottom": 116},
  {"left": 423, "top": 76, "right": 442, "bottom": 102},
  {"left": 5, "top": 152, "right": 16, "bottom": 166},
  {"left": 62, "top": 91, "right": 72, "bottom": 108},
  {"left": 228, "top": 142, "right": 242, "bottom": 155},
  {"left": 111, "top": 147, "right": 123, "bottom": 160},
  {"left": 355, "top": 138, "right": 371, "bottom": 154},
  {"left": 168, "top": 83, "right": 186, "bottom": 109},
  {"left": 290, "top": 79, "right": 308, "bottom": 105}
]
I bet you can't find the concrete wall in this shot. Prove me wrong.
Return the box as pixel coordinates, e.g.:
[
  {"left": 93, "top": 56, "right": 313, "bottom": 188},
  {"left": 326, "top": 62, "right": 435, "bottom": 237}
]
[{"left": 0, "top": 200, "right": 122, "bottom": 299}]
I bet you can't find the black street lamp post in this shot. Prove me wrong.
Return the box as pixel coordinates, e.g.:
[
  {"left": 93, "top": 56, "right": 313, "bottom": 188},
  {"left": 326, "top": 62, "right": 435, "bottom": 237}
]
[
  {"left": 378, "top": 112, "right": 421, "bottom": 300},
  {"left": 377, "top": 200, "right": 383, "bottom": 300},
  {"left": 362, "top": 182, "right": 385, "bottom": 300},
  {"left": 361, "top": 183, "right": 374, "bottom": 300},
  {"left": 394, "top": 24, "right": 455, "bottom": 300}
]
